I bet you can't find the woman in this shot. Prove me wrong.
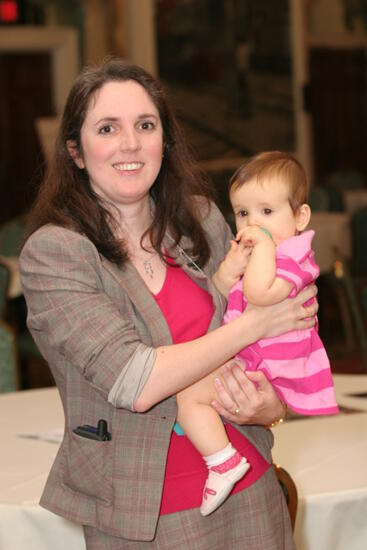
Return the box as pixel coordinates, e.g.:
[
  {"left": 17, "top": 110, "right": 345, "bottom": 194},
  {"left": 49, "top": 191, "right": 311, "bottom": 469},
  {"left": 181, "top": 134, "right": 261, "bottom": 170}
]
[{"left": 19, "top": 59, "right": 317, "bottom": 549}]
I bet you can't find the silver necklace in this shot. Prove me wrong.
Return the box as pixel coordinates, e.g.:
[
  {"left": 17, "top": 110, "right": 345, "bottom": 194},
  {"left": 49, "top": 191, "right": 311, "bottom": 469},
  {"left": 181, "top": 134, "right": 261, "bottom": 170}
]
[
  {"left": 143, "top": 256, "right": 155, "bottom": 279},
  {"left": 131, "top": 236, "right": 157, "bottom": 279}
]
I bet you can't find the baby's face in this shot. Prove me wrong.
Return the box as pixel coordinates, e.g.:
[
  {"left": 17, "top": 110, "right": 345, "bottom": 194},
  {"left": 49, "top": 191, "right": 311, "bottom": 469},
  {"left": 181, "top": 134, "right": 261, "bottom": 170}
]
[{"left": 230, "top": 175, "right": 299, "bottom": 245}]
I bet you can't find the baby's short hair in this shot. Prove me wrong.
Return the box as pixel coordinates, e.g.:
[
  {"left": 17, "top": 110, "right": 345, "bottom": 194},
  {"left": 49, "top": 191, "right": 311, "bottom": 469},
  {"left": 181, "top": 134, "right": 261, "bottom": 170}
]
[{"left": 229, "top": 151, "right": 309, "bottom": 212}]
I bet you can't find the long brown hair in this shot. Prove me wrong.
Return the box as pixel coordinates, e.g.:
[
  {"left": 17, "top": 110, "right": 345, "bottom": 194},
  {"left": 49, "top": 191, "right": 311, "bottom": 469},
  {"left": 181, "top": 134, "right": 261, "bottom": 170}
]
[{"left": 26, "top": 59, "right": 212, "bottom": 266}]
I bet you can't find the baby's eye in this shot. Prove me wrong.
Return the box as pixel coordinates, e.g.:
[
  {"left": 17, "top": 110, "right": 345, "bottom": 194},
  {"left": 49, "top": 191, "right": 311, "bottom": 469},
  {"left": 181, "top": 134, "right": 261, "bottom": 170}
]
[
  {"left": 263, "top": 208, "right": 272, "bottom": 215},
  {"left": 99, "top": 125, "right": 114, "bottom": 135},
  {"left": 237, "top": 210, "right": 248, "bottom": 218},
  {"left": 139, "top": 120, "right": 155, "bottom": 131}
]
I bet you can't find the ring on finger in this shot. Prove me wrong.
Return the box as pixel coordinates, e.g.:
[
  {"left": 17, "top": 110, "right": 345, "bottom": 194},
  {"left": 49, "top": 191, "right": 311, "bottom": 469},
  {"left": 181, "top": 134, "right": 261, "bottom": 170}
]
[{"left": 233, "top": 406, "right": 240, "bottom": 415}]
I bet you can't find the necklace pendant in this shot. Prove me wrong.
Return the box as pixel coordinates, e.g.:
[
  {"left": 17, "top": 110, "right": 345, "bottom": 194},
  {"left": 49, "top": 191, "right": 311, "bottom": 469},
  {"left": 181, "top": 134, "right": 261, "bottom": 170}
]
[{"left": 143, "top": 258, "right": 154, "bottom": 279}]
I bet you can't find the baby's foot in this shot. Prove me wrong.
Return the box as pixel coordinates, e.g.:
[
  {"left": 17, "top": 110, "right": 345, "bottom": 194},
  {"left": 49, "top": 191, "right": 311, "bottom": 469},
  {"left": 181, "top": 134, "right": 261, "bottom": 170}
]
[{"left": 200, "top": 453, "right": 250, "bottom": 516}]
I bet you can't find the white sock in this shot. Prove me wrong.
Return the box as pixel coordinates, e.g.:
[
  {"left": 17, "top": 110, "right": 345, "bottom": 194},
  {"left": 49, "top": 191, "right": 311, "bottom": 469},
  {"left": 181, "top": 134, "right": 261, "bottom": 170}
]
[{"left": 203, "top": 443, "right": 236, "bottom": 468}]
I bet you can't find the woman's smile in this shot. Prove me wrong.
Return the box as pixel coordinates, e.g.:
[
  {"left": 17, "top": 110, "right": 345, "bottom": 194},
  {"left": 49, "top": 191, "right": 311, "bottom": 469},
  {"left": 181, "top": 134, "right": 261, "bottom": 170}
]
[{"left": 113, "top": 162, "right": 144, "bottom": 173}]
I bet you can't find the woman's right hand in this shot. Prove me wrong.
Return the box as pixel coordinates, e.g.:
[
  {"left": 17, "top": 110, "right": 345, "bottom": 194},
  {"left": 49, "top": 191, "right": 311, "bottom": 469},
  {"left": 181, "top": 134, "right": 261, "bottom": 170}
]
[
  {"left": 211, "top": 361, "right": 284, "bottom": 427},
  {"left": 245, "top": 284, "right": 318, "bottom": 340}
]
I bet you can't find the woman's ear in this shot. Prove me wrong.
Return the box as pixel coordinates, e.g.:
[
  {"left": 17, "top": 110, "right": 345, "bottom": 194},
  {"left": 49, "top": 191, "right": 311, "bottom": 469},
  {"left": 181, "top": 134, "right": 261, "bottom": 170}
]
[
  {"left": 66, "top": 140, "right": 85, "bottom": 169},
  {"left": 295, "top": 203, "right": 311, "bottom": 232}
]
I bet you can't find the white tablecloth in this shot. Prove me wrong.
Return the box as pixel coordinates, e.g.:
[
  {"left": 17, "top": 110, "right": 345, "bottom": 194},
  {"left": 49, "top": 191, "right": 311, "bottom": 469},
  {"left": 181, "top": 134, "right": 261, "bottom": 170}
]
[
  {"left": 308, "top": 212, "right": 351, "bottom": 274},
  {"left": 272, "top": 374, "right": 367, "bottom": 550},
  {"left": 1, "top": 376, "right": 367, "bottom": 549},
  {"left": 0, "top": 388, "right": 85, "bottom": 550}
]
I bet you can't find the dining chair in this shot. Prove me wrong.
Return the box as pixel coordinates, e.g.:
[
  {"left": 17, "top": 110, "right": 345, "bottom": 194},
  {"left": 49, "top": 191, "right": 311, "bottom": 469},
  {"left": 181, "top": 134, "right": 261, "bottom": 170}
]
[
  {"left": 0, "top": 259, "right": 25, "bottom": 389},
  {"left": 348, "top": 207, "right": 367, "bottom": 364},
  {"left": 320, "top": 206, "right": 367, "bottom": 371},
  {"left": 325, "top": 171, "right": 366, "bottom": 212},
  {"left": 0, "top": 261, "right": 10, "bottom": 319},
  {"left": 274, "top": 463, "right": 298, "bottom": 531},
  {"left": 0, "top": 217, "right": 45, "bottom": 386},
  {"left": 0, "top": 320, "right": 19, "bottom": 392},
  {"left": 351, "top": 207, "right": 367, "bottom": 276},
  {"left": 326, "top": 170, "right": 366, "bottom": 190},
  {"left": 333, "top": 258, "right": 367, "bottom": 372},
  {"left": 362, "top": 288, "right": 367, "bottom": 320},
  {"left": 309, "top": 184, "right": 329, "bottom": 212},
  {"left": 0, "top": 215, "right": 27, "bottom": 257}
]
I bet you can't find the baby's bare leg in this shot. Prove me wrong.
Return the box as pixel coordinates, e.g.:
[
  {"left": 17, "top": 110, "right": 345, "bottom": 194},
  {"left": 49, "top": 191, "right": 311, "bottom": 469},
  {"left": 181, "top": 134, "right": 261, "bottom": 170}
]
[
  {"left": 178, "top": 369, "right": 250, "bottom": 517},
  {"left": 177, "top": 367, "right": 229, "bottom": 456}
]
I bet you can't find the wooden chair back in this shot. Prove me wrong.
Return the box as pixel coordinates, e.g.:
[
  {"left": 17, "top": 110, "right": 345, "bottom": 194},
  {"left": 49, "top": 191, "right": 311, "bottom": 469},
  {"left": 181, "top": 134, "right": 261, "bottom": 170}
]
[
  {"left": 0, "top": 320, "right": 20, "bottom": 392},
  {"left": 274, "top": 464, "right": 298, "bottom": 531}
]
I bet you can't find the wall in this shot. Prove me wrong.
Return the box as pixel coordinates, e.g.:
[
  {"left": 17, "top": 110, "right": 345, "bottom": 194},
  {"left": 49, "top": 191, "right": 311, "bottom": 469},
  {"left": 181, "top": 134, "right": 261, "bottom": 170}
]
[
  {"left": 309, "top": 0, "right": 346, "bottom": 33},
  {"left": 308, "top": 0, "right": 367, "bottom": 36}
]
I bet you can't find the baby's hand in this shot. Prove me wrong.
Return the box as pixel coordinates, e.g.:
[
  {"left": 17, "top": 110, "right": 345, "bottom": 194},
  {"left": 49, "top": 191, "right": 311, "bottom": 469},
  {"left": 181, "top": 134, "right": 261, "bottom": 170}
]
[
  {"left": 223, "top": 239, "right": 252, "bottom": 278},
  {"left": 212, "top": 239, "right": 252, "bottom": 296},
  {"left": 236, "top": 225, "right": 273, "bottom": 248}
]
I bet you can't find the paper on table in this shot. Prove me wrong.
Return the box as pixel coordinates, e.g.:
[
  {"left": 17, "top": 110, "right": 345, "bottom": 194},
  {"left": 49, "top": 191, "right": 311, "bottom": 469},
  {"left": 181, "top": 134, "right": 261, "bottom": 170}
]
[{"left": 18, "top": 428, "right": 64, "bottom": 444}]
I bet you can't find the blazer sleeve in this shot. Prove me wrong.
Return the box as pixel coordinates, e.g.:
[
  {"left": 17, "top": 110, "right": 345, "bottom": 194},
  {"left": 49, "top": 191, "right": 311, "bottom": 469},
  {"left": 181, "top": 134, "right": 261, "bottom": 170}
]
[{"left": 19, "top": 226, "right": 156, "bottom": 409}]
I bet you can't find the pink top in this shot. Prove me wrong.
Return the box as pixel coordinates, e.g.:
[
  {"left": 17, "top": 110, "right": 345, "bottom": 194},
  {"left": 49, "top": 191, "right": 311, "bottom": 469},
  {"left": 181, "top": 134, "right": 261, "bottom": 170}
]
[
  {"left": 153, "top": 254, "right": 270, "bottom": 515},
  {"left": 224, "top": 231, "right": 339, "bottom": 416}
]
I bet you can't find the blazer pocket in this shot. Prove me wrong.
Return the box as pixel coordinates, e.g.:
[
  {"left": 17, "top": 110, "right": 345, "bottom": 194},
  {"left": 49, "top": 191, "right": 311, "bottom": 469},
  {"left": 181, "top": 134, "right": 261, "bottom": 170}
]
[{"left": 62, "top": 431, "right": 114, "bottom": 505}]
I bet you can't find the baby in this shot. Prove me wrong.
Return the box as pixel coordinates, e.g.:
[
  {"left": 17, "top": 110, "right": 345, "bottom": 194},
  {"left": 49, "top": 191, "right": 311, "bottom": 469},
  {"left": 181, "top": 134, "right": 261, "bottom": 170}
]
[{"left": 177, "top": 151, "right": 338, "bottom": 516}]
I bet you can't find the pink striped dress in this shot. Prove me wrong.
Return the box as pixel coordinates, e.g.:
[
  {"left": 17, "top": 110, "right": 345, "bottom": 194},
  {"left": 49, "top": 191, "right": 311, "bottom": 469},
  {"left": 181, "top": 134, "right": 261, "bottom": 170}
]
[{"left": 223, "top": 230, "right": 338, "bottom": 416}]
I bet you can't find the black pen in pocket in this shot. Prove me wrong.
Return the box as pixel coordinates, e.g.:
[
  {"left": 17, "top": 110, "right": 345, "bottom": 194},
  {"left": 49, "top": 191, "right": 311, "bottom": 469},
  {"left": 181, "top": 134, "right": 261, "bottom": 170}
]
[{"left": 73, "top": 419, "right": 111, "bottom": 441}]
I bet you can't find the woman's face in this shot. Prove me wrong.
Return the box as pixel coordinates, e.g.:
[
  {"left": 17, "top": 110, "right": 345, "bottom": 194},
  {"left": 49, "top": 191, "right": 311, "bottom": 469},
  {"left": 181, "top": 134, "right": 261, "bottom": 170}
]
[{"left": 71, "top": 80, "right": 164, "bottom": 208}]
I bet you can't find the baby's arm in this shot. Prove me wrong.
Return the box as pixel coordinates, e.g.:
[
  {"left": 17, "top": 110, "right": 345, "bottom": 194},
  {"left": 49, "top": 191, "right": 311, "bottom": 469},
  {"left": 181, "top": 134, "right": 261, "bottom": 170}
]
[
  {"left": 239, "top": 226, "right": 293, "bottom": 306},
  {"left": 212, "top": 239, "right": 251, "bottom": 298}
]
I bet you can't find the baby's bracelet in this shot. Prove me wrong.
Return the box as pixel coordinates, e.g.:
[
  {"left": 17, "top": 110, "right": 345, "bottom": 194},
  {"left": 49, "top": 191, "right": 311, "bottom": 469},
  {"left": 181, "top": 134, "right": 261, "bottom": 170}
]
[{"left": 266, "top": 402, "right": 287, "bottom": 429}]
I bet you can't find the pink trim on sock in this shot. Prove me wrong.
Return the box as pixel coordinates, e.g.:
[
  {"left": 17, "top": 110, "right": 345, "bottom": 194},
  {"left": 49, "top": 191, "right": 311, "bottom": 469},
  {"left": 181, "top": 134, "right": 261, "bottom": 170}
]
[{"left": 211, "top": 451, "right": 242, "bottom": 474}]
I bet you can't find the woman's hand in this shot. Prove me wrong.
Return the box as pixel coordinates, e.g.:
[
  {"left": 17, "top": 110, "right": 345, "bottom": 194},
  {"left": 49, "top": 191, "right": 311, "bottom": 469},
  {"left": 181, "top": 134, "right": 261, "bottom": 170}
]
[
  {"left": 211, "top": 361, "right": 284, "bottom": 426},
  {"left": 245, "top": 284, "right": 318, "bottom": 341}
]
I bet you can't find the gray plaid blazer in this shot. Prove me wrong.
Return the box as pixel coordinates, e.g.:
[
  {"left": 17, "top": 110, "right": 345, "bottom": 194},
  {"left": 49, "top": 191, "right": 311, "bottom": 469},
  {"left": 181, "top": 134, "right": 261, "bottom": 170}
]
[{"left": 19, "top": 201, "right": 274, "bottom": 541}]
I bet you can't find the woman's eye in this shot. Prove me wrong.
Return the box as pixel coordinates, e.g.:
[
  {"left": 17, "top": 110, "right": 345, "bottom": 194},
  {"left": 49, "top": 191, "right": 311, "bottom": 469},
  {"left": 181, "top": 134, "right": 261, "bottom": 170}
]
[
  {"left": 263, "top": 208, "right": 272, "bottom": 215},
  {"left": 139, "top": 121, "right": 155, "bottom": 131},
  {"left": 141, "top": 121, "right": 154, "bottom": 130},
  {"left": 99, "top": 125, "right": 114, "bottom": 135}
]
